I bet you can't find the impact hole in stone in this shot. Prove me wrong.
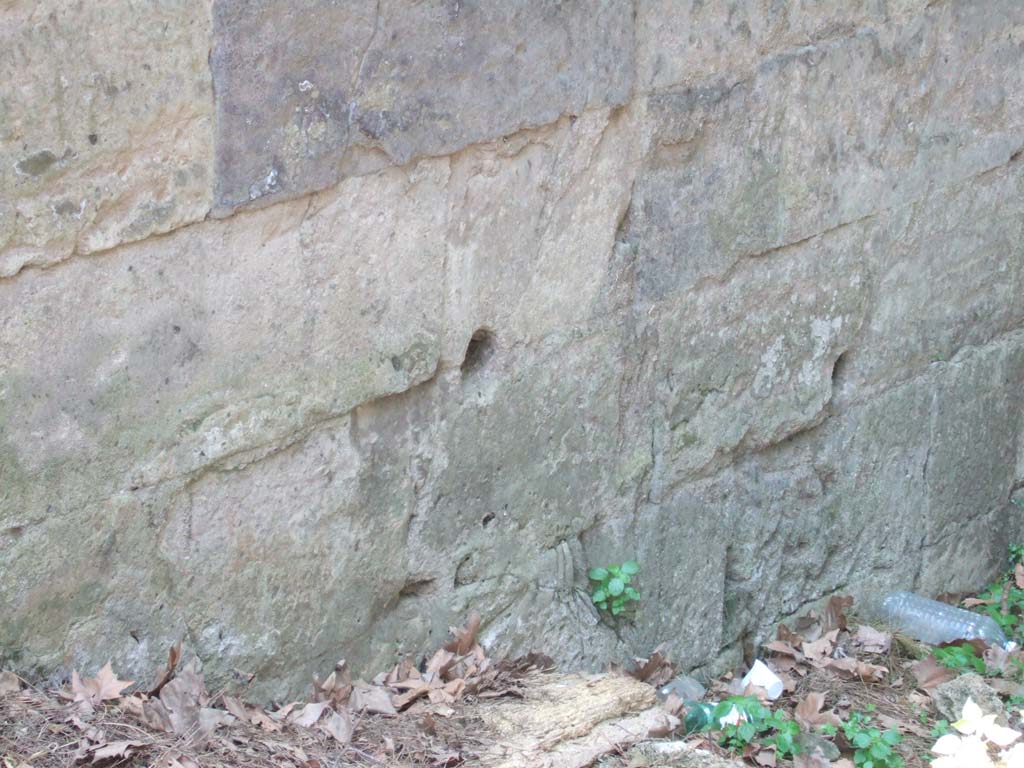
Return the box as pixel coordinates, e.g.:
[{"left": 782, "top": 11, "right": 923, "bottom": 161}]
[
  {"left": 399, "top": 578, "right": 435, "bottom": 598},
  {"left": 461, "top": 328, "right": 496, "bottom": 376},
  {"left": 481, "top": 511, "right": 495, "bottom": 527},
  {"left": 831, "top": 351, "right": 848, "bottom": 385}
]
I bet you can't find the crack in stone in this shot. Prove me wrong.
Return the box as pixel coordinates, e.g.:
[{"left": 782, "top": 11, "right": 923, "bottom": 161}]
[{"left": 347, "top": 0, "right": 382, "bottom": 134}]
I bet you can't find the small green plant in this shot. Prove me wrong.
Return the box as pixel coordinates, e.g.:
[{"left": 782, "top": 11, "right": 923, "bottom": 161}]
[
  {"left": 842, "top": 710, "right": 904, "bottom": 768},
  {"left": 932, "top": 643, "right": 988, "bottom": 675},
  {"left": 967, "top": 544, "right": 1024, "bottom": 644},
  {"left": 930, "top": 719, "right": 951, "bottom": 739},
  {"left": 588, "top": 561, "right": 641, "bottom": 616},
  {"left": 971, "top": 582, "right": 1023, "bottom": 639},
  {"left": 707, "top": 697, "right": 802, "bottom": 760},
  {"left": 914, "top": 706, "right": 929, "bottom": 726},
  {"left": 1010, "top": 542, "right": 1024, "bottom": 565}
]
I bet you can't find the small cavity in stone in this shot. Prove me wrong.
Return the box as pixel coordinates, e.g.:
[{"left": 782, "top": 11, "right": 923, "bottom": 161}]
[{"left": 461, "top": 328, "right": 496, "bottom": 376}]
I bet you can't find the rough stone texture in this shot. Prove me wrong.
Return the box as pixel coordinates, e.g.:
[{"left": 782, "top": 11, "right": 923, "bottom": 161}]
[
  {"left": 635, "top": 0, "right": 932, "bottom": 92},
  {"left": 0, "top": 0, "right": 213, "bottom": 277},
  {"left": 931, "top": 673, "right": 1004, "bottom": 722},
  {"left": 2, "top": 0, "right": 1024, "bottom": 701},
  {"left": 211, "top": 0, "right": 635, "bottom": 212}
]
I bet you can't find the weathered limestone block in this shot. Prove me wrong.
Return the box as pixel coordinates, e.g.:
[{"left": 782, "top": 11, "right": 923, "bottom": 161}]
[
  {"left": 635, "top": 0, "right": 931, "bottom": 91},
  {"left": 211, "top": 0, "right": 634, "bottom": 212},
  {"left": 627, "top": 1, "right": 1024, "bottom": 300},
  {"left": 0, "top": 0, "right": 213, "bottom": 276},
  {"left": 575, "top": 162, "right": 1024, "bottom": 669},
  {"left": 0, "top": 162, "right": 449, "bottom": 685},
  {"left": 650, "top": 230, "right": 868, "bottom": 485},
  {"left": 444, "top": 105, "right": 644, "bottom": 356},
  {"left": 621, "top": 332, "right": 1024, "bottom": 668},
  {"left": 840, "top": 160, "right": 1024, "bottom": 398}
]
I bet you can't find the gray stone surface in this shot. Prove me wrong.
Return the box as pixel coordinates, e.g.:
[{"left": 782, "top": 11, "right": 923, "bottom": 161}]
[
  {"left": 1, "top": 0, "right": 1023, "bottom": 701},
  {"left": 211, "top": 0, "right": 635, "bottom": 212},
  {"left": 932, "top": 673, "right": 1004, "bottom": 722},
  {"left": 635, "top": 0, "right": 932, "bottom": 92}
]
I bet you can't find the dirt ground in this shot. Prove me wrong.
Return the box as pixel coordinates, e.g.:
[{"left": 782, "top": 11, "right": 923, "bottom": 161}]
[{"left": 2, "top": 598, "right": 1021, "bottom": 768}]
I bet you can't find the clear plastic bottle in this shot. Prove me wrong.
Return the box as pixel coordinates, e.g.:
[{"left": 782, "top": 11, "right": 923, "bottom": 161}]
[{"left": 881, "top": 591, "right": 1011, "bottom": 648}]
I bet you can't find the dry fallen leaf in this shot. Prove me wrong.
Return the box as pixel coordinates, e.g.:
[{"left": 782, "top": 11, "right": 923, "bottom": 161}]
[
  {"left": 1016, "top": 563, "right": 1024, "bottom": 589},
  {"left": 878, "top": 712, "right": 930, "bottom": 738},
  {"left": 963, "top": 596, "right": 998, "bottom": 608},
  {"left": 794, "top": 692, "right": 842, "bottom": 728},
  {"left": 155, "top": 663, "right": 210, "bottom": 735},
  {"left": 661, "top": 691, "right": 684, "bottom": 717},
  {"left": 910, "top": 656, "right": 957, "bottom": 690},
  {"left": 312, "top": 660, "right": 353, "bottom": 706},
  {"left": 764, "top": 640, "right": 804, "bottom": 660},
  {"left": 148, "top": 644, "right": 181, "bottom": 696},
  {"left": 319, "top": 709, "right": 352, "bottom": 744},
  {"left": 803, "top": 630, "right": 839, "bottom": 663},
  {"left": 0, "top": 670, "right": 20, "bottom": 695},
  {"left": 424, "top": 649, "right": 456, "bottom": 681},
  {"left": 778, "top": 624, "right": 804, "bottom": 645},
  {"left": 72, "top": 662, "right": 134, "bottom": 709},
  {"left": 753, "top": 745, "right": 777, "bottom": 767},
  {"left": 222, "top": 695, "right": 249, "bottom": 721},
  {"left": 822, "top": 595, "right": 854, "bottom": 633},
  {"left": 87, "top": 739, "right": 147, "bottom": 764},
  {"left": 853, "top": 625, "right": 891, "bottom": 654},
  {"left": 826, "top": 657, "right": 887, "bottom": 682},
  {"left": 443, "top": 612, "right": 482, "bottom": 656},
  {"left": 777, "top": 670, "right": 798, "bottom": 693},
  {"left": 291, "top": 702, "right": 331, "bottom": 727},
  {"left": 990, "top": 678, "right": 1024, "bottom": 698},
  {"left": 628, "top": 643, "right": 675, "bottom": 687},
  {"left": 795, "top": 612, "right": 823, "bottom": 642}
]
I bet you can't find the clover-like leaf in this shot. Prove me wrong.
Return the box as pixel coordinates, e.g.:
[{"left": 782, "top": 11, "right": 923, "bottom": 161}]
[
  {"left": 607, "top": 578, "right": 624, "bottom": 597},
  {"left": 622, "top": 561, "right": 640, "bottom": 575},
  {"left": 588, "top": 567, "right": 608, "bottom": 581},
  {"left": 592, "top": 588, "right": 606, "bottom": 604}
]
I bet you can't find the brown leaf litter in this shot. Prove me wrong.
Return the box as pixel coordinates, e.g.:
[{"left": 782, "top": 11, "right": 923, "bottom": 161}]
[
  {"left": 6, "top": 592, "right": 1024, "bottom": 768},
  {"left": 0, "top": 615, "right": 669, "bottom": 768}
]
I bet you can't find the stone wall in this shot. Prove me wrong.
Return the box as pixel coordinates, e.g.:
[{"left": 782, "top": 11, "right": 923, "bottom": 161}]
[{"left": 2, "top": 0, "right": 1023, "bottom": 700}]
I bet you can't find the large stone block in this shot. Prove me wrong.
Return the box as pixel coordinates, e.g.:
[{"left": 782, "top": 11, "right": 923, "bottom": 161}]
[
  {"left": 444, "top": 105, "right": 643, "bottom": 356},
  {"left": 211, "top": 0, "right": 635, "bottom": 212},
  {"left": 0, "top": 161, "right": 448, "bottom": 683},
  {"left": 627, "top": 333, "right": 1024, "bottom": 666},
  {"left": 635, "top": 0, "right": 931, "bottom": 91},
  {"left": 626, "top": 1, "right": 1024, "bottom": 300},
  {"left": 840, "top": 159, "right": 1024, "bottom": 397},
  {"left": 0, "top": 0, "right": 213, "bottom": 276},
  {"left": 649, "top": 226, "right": 869, "bottom": 485}
]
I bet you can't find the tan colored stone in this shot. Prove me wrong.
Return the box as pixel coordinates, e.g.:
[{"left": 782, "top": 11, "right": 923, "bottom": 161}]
[{"left": 0, "top": 0, "right": 213, "bottom": 276}]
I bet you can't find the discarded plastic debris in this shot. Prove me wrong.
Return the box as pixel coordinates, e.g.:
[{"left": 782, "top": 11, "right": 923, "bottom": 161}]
[
  {"left": 657, "top": 674, "right": 706, "bottom": 703},
  {"left": 741, "top": 659, "right": 784, "bottom": 700},
  {"left": 682, "top": 701, "right": 746, "bottom": 734},
  {"left": 881, "top": 591, "right": 1012, "bottom": 649}
]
